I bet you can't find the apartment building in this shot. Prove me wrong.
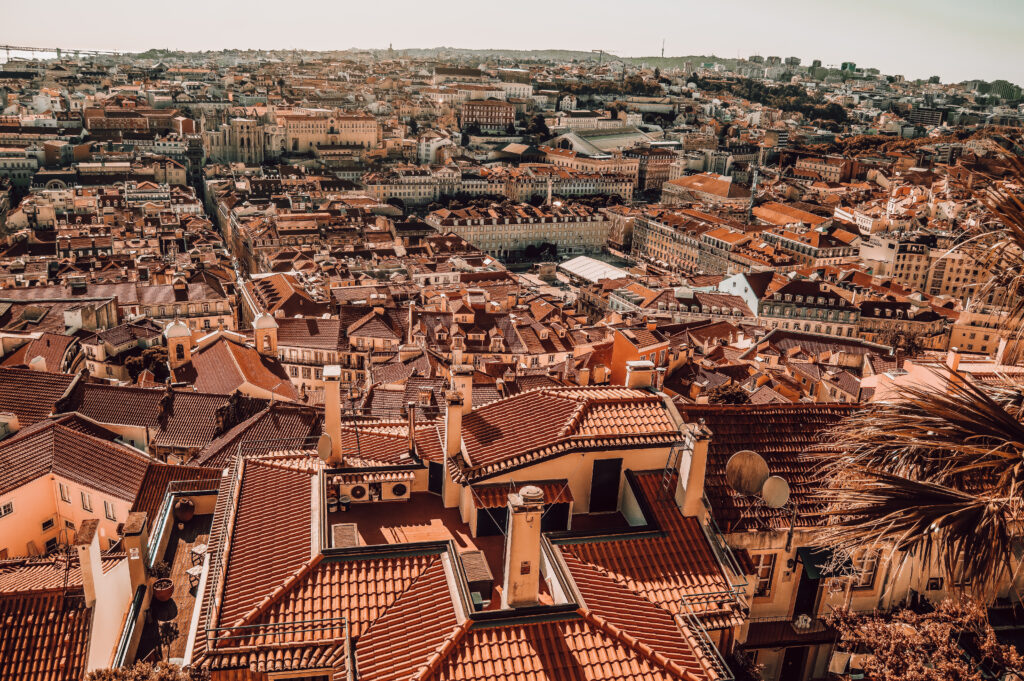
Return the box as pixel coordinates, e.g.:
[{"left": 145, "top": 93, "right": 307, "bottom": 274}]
[{"left": 426, "top": 202, "right": 611, "bottom": 259}]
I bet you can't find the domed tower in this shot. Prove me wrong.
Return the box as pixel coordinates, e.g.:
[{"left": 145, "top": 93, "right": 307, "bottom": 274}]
[
  {"left": 253, "top": 312, "right": 279, "bottom": 357},
  {"left": 165, "top": 319, "right": 192, "bottom": 369}
]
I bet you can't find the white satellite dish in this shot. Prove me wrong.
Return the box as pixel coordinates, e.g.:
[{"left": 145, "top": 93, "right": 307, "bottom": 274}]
[
  {"left": 725, "top": 450, "right": 770, "bottom": 496},
  {"left": 762, "top": 475, "right": 791, "bottom": 509},
  {"left": 317, "top": 433, "right": 333, "bottom": 461}
]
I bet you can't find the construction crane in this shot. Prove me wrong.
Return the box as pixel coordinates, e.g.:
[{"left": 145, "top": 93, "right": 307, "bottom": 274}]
[{"left": 1, "top": 44, "right": 125, "bottom": 61}]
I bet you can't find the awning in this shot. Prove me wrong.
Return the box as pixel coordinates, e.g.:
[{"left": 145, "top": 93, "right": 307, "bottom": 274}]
[{"left": 797, "top": 546, "right": 853, "bottom": 580}]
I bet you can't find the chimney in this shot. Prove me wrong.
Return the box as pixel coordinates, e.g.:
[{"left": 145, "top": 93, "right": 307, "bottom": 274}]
[
  {"left": 451, "top": 363, "right": 473, "bottom": 415},
  {"left": 624, "top": 359, "right": 655, "bottom": 389},
  {"left": 445, "top": 390, "right": 464, "bottom": 461},
  {"left": 322, "top": 365, "right": 343, "bottom": 465},
  {"left": 120, "top": 512, "right": 150, "bottom": 593},
  {"left": 28, "top": 355, "right": 47, "bottom": 372},
  {"left": 655, "top": 366, "right": 666, "bottom": 392},
  {"left": 946, "top": 347, "right": 961, "bottom": 372},
  {"left": 577, "top": 367, "right": 591, "bottom": 386},
  {"left": 502, "top": 486, "right": 545, "bottom": 609},
  {"left": 74, "top": 519, "right": 102, "bottom": 607}
]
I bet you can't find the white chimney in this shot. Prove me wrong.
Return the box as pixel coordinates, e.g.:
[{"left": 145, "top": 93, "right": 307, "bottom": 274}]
[
  {"left": 501, "top": 486, "right": 545, "bottom": 609},
  {"left": 322, "top": 365, "right": 343, "bottom": 465},
  {"left": 74, "top": 519, "right": 102, "bottom": 607},
  {"left": 28, "top": 355, "right": 47, "bottom": 372},
  {"left": 624, "top": 359, "right": 655, "bottom": 389},
  {"left": 946, "top": 347, "right": 961, "bottom": 372}
]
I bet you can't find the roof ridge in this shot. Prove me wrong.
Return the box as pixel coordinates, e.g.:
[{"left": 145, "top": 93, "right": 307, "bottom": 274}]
[
  {"left": 411, "top": 618, "right": 472, "bottom": 681},
  {"left": 575, "top": 607, "right": 700, "bottom": 681}
]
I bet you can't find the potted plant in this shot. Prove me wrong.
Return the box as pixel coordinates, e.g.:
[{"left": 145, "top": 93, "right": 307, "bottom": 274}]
[
  {"left": 151, "top": 560, "right": 174, "bottom": 602},
  {"left": 338, "top": 494, "right": 352, "bottom": 513},
  {"left": 326, "top": 495, "right": 339, "bottom": 513},
  {"left": 173, "top": 497, "right": 195, "bottom": 524}
]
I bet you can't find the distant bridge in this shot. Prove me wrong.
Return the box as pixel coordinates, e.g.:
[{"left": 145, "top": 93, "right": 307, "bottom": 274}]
[{"left": 0, "top": 44, "right": 125, "bottom": 60}]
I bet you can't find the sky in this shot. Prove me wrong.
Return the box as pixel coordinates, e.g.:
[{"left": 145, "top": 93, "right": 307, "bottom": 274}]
[{"left": 2, "top": 0, "right": 1022, "bottom": 84}]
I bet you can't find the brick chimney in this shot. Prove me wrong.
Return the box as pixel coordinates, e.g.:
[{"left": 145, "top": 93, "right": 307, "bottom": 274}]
[
  {"left": 74, "top": 519, "right": 102, "bottom": 607},
  {"left": 501, "top": 486, "right": 545, "bottom": 609},
  {"left": 322, "top": 365, "right": 343, "bottom": 465}
]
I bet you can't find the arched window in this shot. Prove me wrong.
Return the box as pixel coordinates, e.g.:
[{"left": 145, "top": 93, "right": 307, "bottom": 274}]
[{"left": 175, "top": 344, "right": 185, "bottom": 361}]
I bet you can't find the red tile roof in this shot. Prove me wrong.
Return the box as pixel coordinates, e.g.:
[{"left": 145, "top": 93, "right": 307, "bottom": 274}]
[
  {"left": 457, "top": 387, "right": 679, "bottom": 482},
  {"left": 216, "top": 459, "right": 316, "bottom": 628},
  {"left": 417, "top": 610, "right": 703, "bottom": 681},
  {"left": 560, "top": 471, "right": 741, "bottom": 631},
  {"left": 171, "top": 336, "right": 299, "bottom": 401},
  {"left": 680, "top": 404, "right": 856, "bottom": 531},
  {"left": 0, "top": 416, "right": 150, "bottom": 500},
  {"left": 0, "top": 367, "right": 75, "bottom": 427}
]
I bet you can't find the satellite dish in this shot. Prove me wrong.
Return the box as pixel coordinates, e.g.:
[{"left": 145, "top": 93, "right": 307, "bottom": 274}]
[
  {"left": 725, "top": 450, "right": 769, "bottom": 496},
  {"left": 762, "top": 476, "right": 791, "bottom": 509},
  {"left": 317, "top": 433, "right": 333, "bottom": 461}
]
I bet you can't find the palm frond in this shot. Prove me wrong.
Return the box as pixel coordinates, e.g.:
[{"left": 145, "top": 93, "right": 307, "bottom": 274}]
[
  {"left": 810, "top": 372, "right": 1024, "bottom": 591},
  {"left": 814, "top": 469, "right": 1021, "bottom": 591},
  {"left": 812, "top": 370, "right": 1024, "bottom": 493}
]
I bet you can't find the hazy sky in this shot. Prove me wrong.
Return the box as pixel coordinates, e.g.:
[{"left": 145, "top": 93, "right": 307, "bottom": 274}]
[{"left": 3, "top": 0, "right": 1021, "bottom": 84}]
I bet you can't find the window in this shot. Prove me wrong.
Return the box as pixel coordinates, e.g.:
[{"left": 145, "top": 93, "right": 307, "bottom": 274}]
[
  {"left": 59, "top": 483, "right": 71, "bottom": 503},
  {"left": 0, "top": 501, "right": 12, "bottom": 518},
  {"left": 104, "top": 500, "right": 116, "bottom": 521},
  {"left": 81, "top": 492, "right": 93, "bottom": 512},
  {"left": 754, "top": 553, "right": 776, "bottom": 597},
  {"left": 44, "top": 538, "right": 58, "bottom": 553},
  {"left": 42, "top": 518, "right": 55, "bottom": 532},
  {"left": 65, "top": 520, "right": 75, "bottom": 530},
  {"left": 853, "top": 550, "right": 879, "bottom": 589}
]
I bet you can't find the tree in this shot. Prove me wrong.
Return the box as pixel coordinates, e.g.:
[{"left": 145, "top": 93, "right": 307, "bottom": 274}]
[
  {"left": 707, "top": 383, "right": 750, "bottom": 405},
  {"left": 408, "top": 118, "right": 419, "bottom": 135},
  {"left": 878, "top": 328, "right": 927, "bottom": 358},
  {"left": 809, "top": 153, "right": 1024, "bottom": 593},
  {"left": 526, "top": 114, "right": 550, "bottom": 138},
  {"left": 463, "top": 122, "right": 481, "bottom": 137},
  {"left": 827, "top": 597, "right": 1023, "bottom": 681},
  {"left": 505, "top": 122, "right": 516, "bottom": 136},
  {"left": 157, "top": 621, "right": 180, "bottom": 662},
  {"left": 653, "top": 67, "right": 661, "bottom": 80},
  {"left": 87, "top": 662, "right": 206, "bottom": 681}
]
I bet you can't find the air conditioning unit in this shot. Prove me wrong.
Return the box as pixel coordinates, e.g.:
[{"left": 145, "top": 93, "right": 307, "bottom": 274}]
[
  {"left": 340, "top": 482, "right": 369, "bottom": 503},
  {"left": 382, "top": 481, "right": 411, "bottom": 501}
]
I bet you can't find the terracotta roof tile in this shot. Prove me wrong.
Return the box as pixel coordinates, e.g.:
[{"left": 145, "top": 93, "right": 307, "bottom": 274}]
[{"left": 0, "top": 592, "right": 91, "bottom": 681}]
